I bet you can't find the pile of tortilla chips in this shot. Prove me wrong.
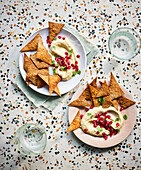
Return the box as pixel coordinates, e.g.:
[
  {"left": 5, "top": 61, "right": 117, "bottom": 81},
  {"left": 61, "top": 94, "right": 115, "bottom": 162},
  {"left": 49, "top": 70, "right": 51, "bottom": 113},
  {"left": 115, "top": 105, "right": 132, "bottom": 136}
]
[
  {"left": 66, "top": 73, "right": 136, "bottom": 132},
  {"left": 20, "top": 22, "right": 65, "bottom": 96}
]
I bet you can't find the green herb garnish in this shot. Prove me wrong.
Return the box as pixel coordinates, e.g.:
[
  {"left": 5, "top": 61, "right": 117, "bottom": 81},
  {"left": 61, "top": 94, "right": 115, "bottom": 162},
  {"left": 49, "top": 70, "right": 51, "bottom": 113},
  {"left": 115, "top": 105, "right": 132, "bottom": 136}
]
[
  {"left": 123, "top": 114, "right": 127, "bottom": 120},
  {"left": 60, "top": 66, "right": 66, "bottom": 71},
  {"left": 103, "top": 118, "right": 106, "bottom": 122},
  {"left": 53, "top": 68, "right": 56, "bottom": 75},
  {"left": 77, "top": 70, "right": 81, "bottom": 75},
  {"left": 115, "top": 118, "right": 119, "bottom": 122},
  {"left": 117, "top": 129, "right": 120, "bottom": 133},
  {"left": 98, "top": 97, "right": 104, "bottom": 104},
  {"left": 55, "top": 63, "right": 59, "bottom": 67},
  {"left": 54, "top": 55, "right": 59, "bottom": 58},
  {"left": 90, "top": 116, "right": 93, "bottom": 119},
  {"left": 68, "top": 49, "right": 73, "bottom": 56},
  {"left": 53, "top": 38, "right": 57, "bottom": 41},
  {"left": 87, "top": 113, "right": 91, "bottom": 116},
  {"left": 52, "top": 46, "right": 56, "bottom": 49},
  {"left": 52, "top": 60, "right": 55, "bottom": 64},
  {"left": 96, "top": 126, "right": 103, "bottom": 132},
  {"left": 72, "top": 71, "right": 76, "bottom": 77}
]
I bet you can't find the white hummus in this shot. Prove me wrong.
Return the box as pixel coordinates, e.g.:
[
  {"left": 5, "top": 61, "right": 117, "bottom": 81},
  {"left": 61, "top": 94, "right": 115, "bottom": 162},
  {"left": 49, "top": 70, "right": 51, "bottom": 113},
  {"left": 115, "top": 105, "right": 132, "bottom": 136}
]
[
  {"left": 50, "top": 38, "right": 80, "bottom": 81},
  {"left": 81, "top": 106, "right": 123, "bottom": 137}
]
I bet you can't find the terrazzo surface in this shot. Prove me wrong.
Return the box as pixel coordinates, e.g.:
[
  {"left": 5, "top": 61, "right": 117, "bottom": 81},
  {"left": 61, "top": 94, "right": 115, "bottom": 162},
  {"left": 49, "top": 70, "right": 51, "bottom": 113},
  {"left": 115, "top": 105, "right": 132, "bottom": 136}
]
[{"left": 0, "top": 0, "right": 141, "bottom": 169}]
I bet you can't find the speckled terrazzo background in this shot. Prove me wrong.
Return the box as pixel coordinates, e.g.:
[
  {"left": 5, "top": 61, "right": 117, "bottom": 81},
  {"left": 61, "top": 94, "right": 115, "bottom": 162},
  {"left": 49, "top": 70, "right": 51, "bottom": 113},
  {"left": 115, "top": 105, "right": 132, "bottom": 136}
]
[{"left": 0, "top": 0, "right": 141, "bottom": 169}]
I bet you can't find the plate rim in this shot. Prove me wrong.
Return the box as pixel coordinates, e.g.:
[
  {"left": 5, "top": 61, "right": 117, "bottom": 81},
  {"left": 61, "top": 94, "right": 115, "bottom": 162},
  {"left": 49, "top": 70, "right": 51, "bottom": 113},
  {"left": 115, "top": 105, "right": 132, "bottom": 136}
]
[
  {"left": 68, "top": 83, "right": 137, "bottom": 148},
  {"left": 19, "top": 27, "right": 87, "bottom": 96}
]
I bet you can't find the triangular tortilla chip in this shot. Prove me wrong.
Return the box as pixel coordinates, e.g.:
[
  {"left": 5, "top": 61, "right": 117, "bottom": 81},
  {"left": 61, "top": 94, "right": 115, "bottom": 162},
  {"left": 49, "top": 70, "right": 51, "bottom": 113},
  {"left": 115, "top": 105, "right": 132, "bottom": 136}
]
[
  {"left": 109, "top": 73, "right": 124, "bottom": 100},
  {"left": 102, "top": 96, "right": 113, "bottom": 108},
  {"left": 66, "top": 110, "right": 81, "bottom": 132},
  {"left": 68, "top": 98, "right": 91, "bottom": 107},
  {"left": 37, "top": 41, "right": 52, "bottom": 65},
  {"left": 88, "top": 84, "right": 100, "bottom": 107},
  {"left": 30, "top": 53, "right": 49, "bottom": 69},
  {"left": 23, "top": 53, "right": 36, "bottom": 72},
  {"left": 79, "top": 77, "right": 98, "bottom": 100},
  {"left": 20, "top": 33, "right": 42, "bottom": 52},
  {"left": 48, "top": 74, "right": 61, "bottom": 96},
  {"left": 118, "top": 96, "right": 136, "bottom": 109},
  {"left": 90, "top": 77, "right": 99, "bottom": 91},
  {"left": 96, "top": 80, "right": 110, "bottom": 97},
  {"left": 49, "top": 21, "right": 65, "bottom": 41},
  {"left": 112, "top": 99, "right": 118, "bottom": 110},
  {"left": 38, "top": 74, "right": 61, "bottom": 96}
]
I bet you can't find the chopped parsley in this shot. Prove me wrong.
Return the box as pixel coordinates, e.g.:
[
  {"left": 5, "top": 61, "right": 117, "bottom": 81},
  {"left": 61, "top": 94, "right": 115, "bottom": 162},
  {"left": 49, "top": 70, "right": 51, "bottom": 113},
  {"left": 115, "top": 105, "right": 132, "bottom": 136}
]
[
  {"left": 68, "top": 49, "right": 73, "bottom": 56},
  {"left": 98, "top": 97, "right": 104, "bottom": 104},
  {"left": 123, "top": 114, "right": 127, "bottom": 120},
  {"left": 53, "top": 38, "right": 57, "bottom": 41},
  {"left": 55, "top": 63, "right": 59, "bottom": 67},
  {"left": 90, "top": 116, "right": 93, "bottom": 119},
  {"left": 87, "top": 113, "right": 91, "bottom": 116},
  {"left": 60, "top": 66, "right": 66, "bottom": 71},
  {"left": 72, "top": 71, "right": 76, "bottom": 77},
  {"left": 52, "top": 60, "right": 55, "bottom": 64},
  {"left": 53, "top": 68, "right": 56, "bottom": 75},
  {"left": 54, "top": 55, "right": 59, "bottom": 58},
  {"left": 103, "top": 118, "right": 106, "bottom": 122},
  {"left": 96, "top": 126, "right": 103, "bottom": 132},
  {"left": 115, "top": 118, "right": 119, "bottom": 122},
  {"left": 117, "top": 129, "right": 120, "bottom": 133},
  {"left": 77, "top": 70, "right": 81, "bottom": 75},
  {"left": 52, "top": 46, "right": 56, "bottom": 49}
]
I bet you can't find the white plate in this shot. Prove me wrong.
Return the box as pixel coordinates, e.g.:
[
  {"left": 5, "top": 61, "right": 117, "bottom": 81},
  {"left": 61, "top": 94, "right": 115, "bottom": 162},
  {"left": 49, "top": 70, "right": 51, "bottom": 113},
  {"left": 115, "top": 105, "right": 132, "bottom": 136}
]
[
  {"left": 68, "top": 84, "right": 136, "bottom": 148},
  {"left": 19, "top": 27, "right": 86, "bottom": 96}
]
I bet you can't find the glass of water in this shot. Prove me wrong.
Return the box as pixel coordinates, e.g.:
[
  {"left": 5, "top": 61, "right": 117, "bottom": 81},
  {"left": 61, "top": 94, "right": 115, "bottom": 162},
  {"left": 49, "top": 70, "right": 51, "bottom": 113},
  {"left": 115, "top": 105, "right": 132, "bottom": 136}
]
[
  {"left": 108, "top": 27, "right": 140, "bottom": 60},
  {"left": 14, "top": 123, "right": 47, "bottom": 156}
]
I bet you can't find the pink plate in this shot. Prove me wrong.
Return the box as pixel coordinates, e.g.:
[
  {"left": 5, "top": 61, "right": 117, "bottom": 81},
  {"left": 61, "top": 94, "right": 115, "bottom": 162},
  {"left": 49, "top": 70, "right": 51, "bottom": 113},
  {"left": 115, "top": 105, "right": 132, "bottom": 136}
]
[{"left": 68, "top": 83, "right": 136, "bottom": 148}]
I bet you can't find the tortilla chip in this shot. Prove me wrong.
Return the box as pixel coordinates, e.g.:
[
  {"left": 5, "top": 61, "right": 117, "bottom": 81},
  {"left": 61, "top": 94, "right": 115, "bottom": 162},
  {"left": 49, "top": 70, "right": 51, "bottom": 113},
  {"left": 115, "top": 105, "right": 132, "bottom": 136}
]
[
  {"left": 23, "top": 53, "right": 36, "bottom": 72},
  {"left": 112, "top": 99, "right": 119, "bottom": 110},
  {"left": 90, "top": 77, "right": 99, "bottom": 91},
  {"left": 30, "top": 53, "right": 49, "bottom": 69},
  {"left": 38, "top": 74, "right": 61, "bottom": 96},
  {"left": 66, "top": 110, "right": 81, "bottom": 132},
  {"left": 79, "top": 77, "right": 98, "bottom": 100},
  {"left": 102, "top": 96, "right": 113, "bottom": 108},
  {"left": 37, "top": 41, "right": 52, "bottom": 65},
  {"left": 48, "top": 74, "right": 61, "bottom": 96},
  {"left": 49, "top": 21, "right": 65, "bottom": 41},
  {"left": 118, "top": 96, "right": 136, "bottom": 109},
  {"left": 79, "top": 84, "right": 91, "bottom": 100},
  {"left": 68, "top": 98, "right": 91, "bottom": 107},
  {"left": 88, "top": 84, "right": 100, "bottom": 107},
  {"left": 20, "top": 33, "right": 42, "bottom": 52},
  {"left": 109, "top": 73, "right": 124, "bottom": 100},
  {"left": 96, "top": 80, "right": 110, "bottom": 97}
]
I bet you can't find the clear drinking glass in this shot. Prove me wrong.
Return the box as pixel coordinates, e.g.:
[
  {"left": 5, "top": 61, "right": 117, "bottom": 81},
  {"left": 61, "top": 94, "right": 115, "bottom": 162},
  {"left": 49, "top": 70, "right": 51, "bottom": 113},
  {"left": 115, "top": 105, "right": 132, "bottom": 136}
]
[
  {"left": 108, "top": 27, "right": 140, "bottom": 60},
  {"left": 14, "top": 123, "right": 47, "bottom": 156}
]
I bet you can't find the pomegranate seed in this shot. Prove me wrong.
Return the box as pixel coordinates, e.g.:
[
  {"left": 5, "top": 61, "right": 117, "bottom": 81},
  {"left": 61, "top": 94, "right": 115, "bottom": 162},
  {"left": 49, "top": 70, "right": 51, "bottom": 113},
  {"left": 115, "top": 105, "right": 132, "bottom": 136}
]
[
  {"left": 68, "top": 56, "right": 71, "bottom": 59},
  {"left": 85, "top": 108, "right": 89, "bottom": 112},
  {"left": 48, "top": 44, "right": 51, "bottom": 47},
  {"left": 62, "top": 37, "right": 66, "bottom": 40},
  {"left": 65, "top": 52, "right": 68, "bottom": 55},
  {"left": 94, "top": 124, "right": 97, "bottom": 128},
  {"left": 75, "top": 68, "right": 78, "bottom": 72},
  {"left": 75, "top": 61, "right": 78, "bottom": 65},
  {"left": 104, "top": 136, "right": 108, "bottom": 140},
  {"left": 80, "top": 114, "right": 83, "bottom": 119},
  {"left": 67, "top": 66, "right": 71, "bottom": 69},
  {"left": 116, "top": 123, "right": 120, "bottom": 127},
  {"left": 109, "top": 121, "right": 113, "bottom": 125},
  {"left": 95, "top": 114, "right": 98, "bottom": 118},
  {"left": 58, "top": 36, "right": 61, "bottom": 39},
  {"left": 75, "top": 65, "right": 78, "bottom": 69},
  {"left": 67, "top": 61, "right": 71, "bottom": 65},
  {"left": 105, "top": 112, "right": 108, "bottom": 114},
  {"left": 47, "top": 36, "right": 49, "bottom": 40},
  {"left": 114, "top": 131, "right": 117, "bottom": 135},
  {"left": 59, "top": 68, "right": 62, "bottom": 71},
  {"left": 65, "top": 55, "right": 69, "bottom": 59},
  {"left": 100, "top": 125, "right": 103, "bottom": 128},
  {"left": 62, "top": 58, "right": 65, "bottom": 61},
  {"left": 93, "top": 120, "right": 96, "bottom": 124},
  {"left": 110, "top": 134, "right": 112, "bottom": 137},
  {"left": 106, "top": 115, "right": 111, "bottom": 119},
  {"left": 102, "top": 132, "right": 106, "bottom": 136},
  {"left": 53, "top": 64, "right": 55, "bottom": 67},
  {"left": 84, "top": 129, "right": 88, "bottom": 132},
  {"left": 77, "top": 55, "right": 80, "bottom": 58},
  {"left": 96, "top": 131, "right": 100, "bottom": 135},
  {"left": 71, "top": 64, "right": 75, "bottom": 67},
  {"left": 107, "top": 128, "right": 111, "bottom": 131},
  {"left": 90, "top": 106, "right": 94, "bottom": 109},
  {"left": 120, "top": 107, "right": 124, "bottom": 111},
  {"left": 46, "top": 39, "right": 49, "bottom": 43}
]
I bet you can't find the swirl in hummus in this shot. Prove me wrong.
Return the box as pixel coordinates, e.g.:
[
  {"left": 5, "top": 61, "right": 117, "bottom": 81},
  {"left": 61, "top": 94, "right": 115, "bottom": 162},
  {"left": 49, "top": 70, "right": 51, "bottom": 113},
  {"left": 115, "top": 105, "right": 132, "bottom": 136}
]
[
  {"left": 81, "top": 106, "right": 123, "bottom": 137},
  {"left": 50, "top": 37, "right": 80, "bottom": 81}
]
